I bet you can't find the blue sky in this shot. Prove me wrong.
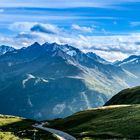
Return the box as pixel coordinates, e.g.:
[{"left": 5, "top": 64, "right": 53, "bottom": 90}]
[{"left": 0, "top": 0, "right": 140, "bottom": 61}]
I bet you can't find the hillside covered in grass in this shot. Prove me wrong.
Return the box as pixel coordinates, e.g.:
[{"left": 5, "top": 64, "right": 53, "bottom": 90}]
[
  {"left": 1, "top": 86, "right": 140, "bottom": 140},
  {"left": 105, "top": 86, "right": 140, "bottom": 105},
  {"left": 48, "top": 105, "right": 140, "bottom": 139},
  {"left": 0, "top": 115, "right": 58, "bottom": 140}
]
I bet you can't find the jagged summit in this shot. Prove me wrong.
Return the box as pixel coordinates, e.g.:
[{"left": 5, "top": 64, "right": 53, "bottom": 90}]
[
  {"left": 0, "top": 42, "right": 139, "bottom": 120},
  {"left": 0, "top": 45, "right": 15, "bottom": 56}
]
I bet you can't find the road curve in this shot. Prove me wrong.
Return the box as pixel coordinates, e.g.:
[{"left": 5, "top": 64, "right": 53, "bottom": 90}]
[{"left": 33, "top": 124, "right": 77, "bottom": 140}]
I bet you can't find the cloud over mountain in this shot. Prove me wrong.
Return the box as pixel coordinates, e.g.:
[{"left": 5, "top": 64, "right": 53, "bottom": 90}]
[
  {"left": 72, "top": 24, "right": 93, "bottom": 33},
  {"left": 0, "top": 22, "right": 140, "bottom": 62},
  {"left": 30, "top": 24, "right": 62, "bottom": 34}
]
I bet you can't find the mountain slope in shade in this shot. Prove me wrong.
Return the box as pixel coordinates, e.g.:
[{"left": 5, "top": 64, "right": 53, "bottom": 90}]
[
  {"left": 0, "top": 42, "right": 136, "bottom": 120},
  {"left": 0, "top": 45, "right": 15, "bottom": 56},
  {"left": 105, "top": 86, "right": 140, "bottom": 106}
]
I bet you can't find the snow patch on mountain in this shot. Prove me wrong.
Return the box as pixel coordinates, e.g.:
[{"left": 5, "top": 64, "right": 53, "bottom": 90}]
[
  {"left": 22, "top": 74, "right": 49, "bottom": 87},
  {"left": 41, "top": 78, "right": 49, "bottom": 83},
  {"left": 27, "top": 97, "right": 33, "bottom": 107},
  {"left": 34, "top": 78, "right": 49, "bottom": 85},
  {"left": 22, "top": 74, "right": 35, "bottom": 88},
  {"left": 66, "top": 50, "right": 77, "bottom": 56},
  {"left": 0, "top": 45, "right": 15, "bottom": 56},
  {"left": 119, "top": 58, "right": 138, "bottom": 66}
]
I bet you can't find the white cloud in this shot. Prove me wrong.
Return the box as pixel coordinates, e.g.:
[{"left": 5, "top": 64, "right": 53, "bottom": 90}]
[
  {"left": 1, "top": 22, "right": 140, "bottom": 62},
  {"left": 0, "top": 0, "right": 109, "bottom": 8},
  {"left": 9, "top": 22, "right": 36, "bottom": 32},
  {"left": 9, "top": 22, "right": 64, "bottom": 34},
  {"left": 0, "top": 13, "right": 118, "bottom": 24},
  {"left": 92, "top": 50, "right": 129, "bottom": 62},
  {"left": 72, "top": 24, "right": 93, "bottom": 33},
  {"left": 31, "top": 23, "right": 62, "bottom": 34}
]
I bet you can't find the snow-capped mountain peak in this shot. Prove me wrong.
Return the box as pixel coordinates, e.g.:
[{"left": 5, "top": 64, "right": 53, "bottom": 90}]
[
  {"left": 115, "top": 55, "right": 140, "bottom": 66},
  {"left": 0, "top": 45, "right": 15, "bottom": 56}
]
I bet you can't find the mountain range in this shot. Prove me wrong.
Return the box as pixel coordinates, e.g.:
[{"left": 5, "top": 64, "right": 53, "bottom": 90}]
[
  {"left": 0, "top": 42, "right": 139, "bottom": 120},
  {"left": 115, "top": 55, "right": 140, "bottom": 85}
]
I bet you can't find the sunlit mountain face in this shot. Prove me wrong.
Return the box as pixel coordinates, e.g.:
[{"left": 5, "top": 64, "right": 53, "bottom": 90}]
[{"left": 0, "top": 0, "right": 140, "bottom": 120}]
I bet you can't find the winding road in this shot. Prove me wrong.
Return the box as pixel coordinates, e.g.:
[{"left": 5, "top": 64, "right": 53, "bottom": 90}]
[{"left": 33, "top": 124, "right": 77, "bottom": 140}]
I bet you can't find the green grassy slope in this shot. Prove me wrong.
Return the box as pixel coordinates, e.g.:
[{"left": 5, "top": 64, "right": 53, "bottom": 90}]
[
  {"left": 0, "top": 115, "right": 58, "bottom": 140},
  {"left": 49, "top": 105, "right": 140, "bottom": 139},
  {"left": 105, "top": 86, "right": 140, "bottom": 106}
]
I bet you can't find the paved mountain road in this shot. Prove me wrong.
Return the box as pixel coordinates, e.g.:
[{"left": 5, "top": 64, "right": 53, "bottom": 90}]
[{"left": 33, "top": 124, "right": 77, "bottom": 140}]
